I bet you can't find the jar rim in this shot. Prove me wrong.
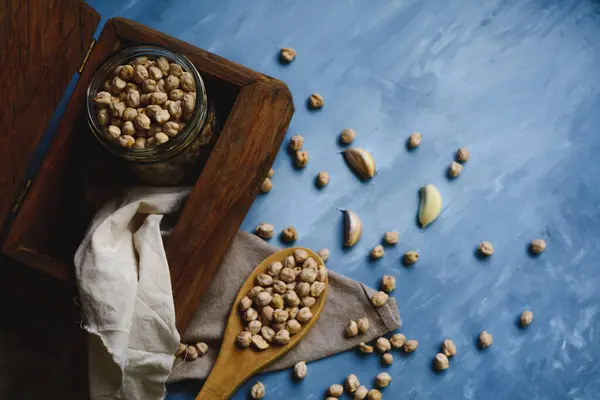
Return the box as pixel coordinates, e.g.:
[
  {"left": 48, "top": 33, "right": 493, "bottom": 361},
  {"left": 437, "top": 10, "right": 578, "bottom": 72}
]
[{"left": 86, "top": 45, "right": 208, "bottom": 163}]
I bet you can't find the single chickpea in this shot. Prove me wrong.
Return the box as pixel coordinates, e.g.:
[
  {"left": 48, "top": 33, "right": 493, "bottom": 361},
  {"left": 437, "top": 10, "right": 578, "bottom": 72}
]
[
  {"left": 316, "top": 171, "right": 330, "bottom": 187},
  {"left": 383, "top": 231, "right": 399, "bottom": 245},
  {"left": 358, "top": 342, "right": 374, "bottom": 353},
  {"left": 478, "top": 330, "right": 493, "bottom": 349},
  {"left": 382, "top": 352, "right": 393, "bottom": 365},
  {"left": 345, "top": 374, "right": 360, "bottom": 393},
  {"left": 371, "top": 245, "right": 384, "bottom": 260},
  {"left": 371, "top": 291, "right": 389, "bottom": 307},
  {"left": 456, "top": 147, "right": 470, "bottom": 163},
  {"left": 169, "top": 63, "right": 184, "bottom": 77},
  {"left": 279, "top": 47, "right": 296, "bottom": 63},
  {"left": 346, "top": 320, "right": 359, "bottom": 337},
  {"left": 169, "top": 88, "right": 184, "bottom": 101},
  {"left": 295, "top": 150, "right": 309, "bottom": 168},
  {"left": 530, "top": 239, "right": 546, "bottom": 254},
  {"left": 375, "top": 372, "right": 392, "bottom": 388},
  {"left": 368, "top": 389, "right": 382, "bottom": 400},
  {"left": 478, "top": 241, "right": 494, "bottom": 256},
  {"left": 307, "top": 93, "right": 324, "bottom": 109},
  {"left": 317, "top": 248, "right": 330, "bottom": 262},
  {"left": 403, "top": 250, "right": 419, "bottom": 266},
  {"left": 390, "top": 333, "right": 406, "bottom": 349},
  {"left": 117, "top": 135, "right": 135, "bottom": 148},
  {"left": 403, "top": 339, "right": 419, "bottom": 353},
  {"left": 448, "top": 161, "right": 463, "bottom": 178},
  {"left": 155, "top": 132, "right": 170, "bottom": 144},
  {"left": 520, "top": 310, "right": 533, "bottom": 327},
  {"left": 293, "top": 361, "right": 307, "bottom": 379},
  {"left": 261, "top": 178, "right": 273, "bottom": 193},
  {"left": 340, "top": 128, "right": 356, "bottom": 145},
  {"left": 185, "top": 345, "right": 198, "bottom": 361},
  {"left": 380, "top": 275, "right": 396, "bottom": 293},
  {"left": 407, "top": 132, "right": 422, "bottom": 148},
  {"left": 375, "top": 337, "right": 391, "bottom": 353},
  {"left": 281, "top": 226, "right": 298, "bottom": 242},
  {"left": 250, "top": 382, "right": 265, "bottom": 399},
  {"left": 434, "top": 353, "right": 449, "bottom": 371},
  {"left": 441, "top": 339, "right": 456, "bottom": 357},
  {"left": 255, "top": 223, "right": 274, "bottom": 239}
]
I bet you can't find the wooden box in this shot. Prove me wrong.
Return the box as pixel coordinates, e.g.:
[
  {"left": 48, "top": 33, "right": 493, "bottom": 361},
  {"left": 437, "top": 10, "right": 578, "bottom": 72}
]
[{"left": 0, "top": 0, "right": 294, "bottom": 331}]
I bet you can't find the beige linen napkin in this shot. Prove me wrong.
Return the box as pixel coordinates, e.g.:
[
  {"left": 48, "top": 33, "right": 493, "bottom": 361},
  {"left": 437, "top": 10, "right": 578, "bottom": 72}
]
[{"left": 74, "top": 187, "right": 401, "bottom": 400}]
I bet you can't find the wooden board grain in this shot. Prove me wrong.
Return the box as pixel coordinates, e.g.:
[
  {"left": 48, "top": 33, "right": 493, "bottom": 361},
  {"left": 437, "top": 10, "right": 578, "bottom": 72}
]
[
  {"left": 3, "top": 17, "right": 294, "bottom": 334},
  {"left": 0, "top": 0, "right": 100, "bottom": 231},
  {"left": 2, "top": 20, "right": 121, "bottom": 280},
  {"left": 168, "top": 80, "right": 293, "bottom": 331}
]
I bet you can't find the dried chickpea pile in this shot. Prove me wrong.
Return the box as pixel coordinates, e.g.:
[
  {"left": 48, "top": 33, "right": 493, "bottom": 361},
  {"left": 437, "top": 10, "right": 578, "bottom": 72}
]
[
  {"left": 236, "top": 249, "right": 327, "bottom": 351},
  {"left": 92, "top": 55, "right": 197, "bottom": 150}
]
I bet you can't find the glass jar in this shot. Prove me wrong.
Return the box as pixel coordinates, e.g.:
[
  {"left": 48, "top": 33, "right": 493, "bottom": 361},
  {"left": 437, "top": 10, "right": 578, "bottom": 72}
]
[{"left": 86, "top": 45, "right": 216, "bottom": 185}]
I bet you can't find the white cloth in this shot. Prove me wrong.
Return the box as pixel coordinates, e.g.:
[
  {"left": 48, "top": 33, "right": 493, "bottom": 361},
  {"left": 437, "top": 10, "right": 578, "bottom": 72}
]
[{"left": 74, "top": 187, "right": 191, "bottom": 400}]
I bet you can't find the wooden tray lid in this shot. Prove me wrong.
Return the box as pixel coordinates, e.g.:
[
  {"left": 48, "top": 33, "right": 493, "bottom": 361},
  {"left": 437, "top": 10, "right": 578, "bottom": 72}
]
[{"left": 0, "top": 0, "right": 100, "bottom": 230}]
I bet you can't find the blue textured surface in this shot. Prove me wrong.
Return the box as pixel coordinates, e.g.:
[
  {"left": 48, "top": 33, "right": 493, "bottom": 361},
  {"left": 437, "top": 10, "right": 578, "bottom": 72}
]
[{"left": 84, "top": 1, "right": 600, "bottom": 398}]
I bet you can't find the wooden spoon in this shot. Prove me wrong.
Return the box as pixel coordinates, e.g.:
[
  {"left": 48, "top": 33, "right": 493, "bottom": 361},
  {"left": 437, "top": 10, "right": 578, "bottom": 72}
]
[{"left": 195, "top": 247, "right": 327, "bottom": 400}]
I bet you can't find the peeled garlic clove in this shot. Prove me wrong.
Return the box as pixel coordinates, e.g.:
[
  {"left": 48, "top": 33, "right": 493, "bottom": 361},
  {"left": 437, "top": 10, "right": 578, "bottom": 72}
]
[
  {"left": 341, "top": 209, "right": 363, "bottom": 247},
  {"left": 343, "top": 148, "right": 376, "bottom": 180},
  {"left": 418, "top": 184, "right": 442, "bottom": 228}
]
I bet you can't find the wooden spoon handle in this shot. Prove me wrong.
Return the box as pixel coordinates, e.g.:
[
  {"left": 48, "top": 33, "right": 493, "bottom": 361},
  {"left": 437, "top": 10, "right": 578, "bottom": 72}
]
[
  {"left": 195, "top": 355, "right": 248, "bottom": 400},
  {"left": 195, "top": 380, "right": 229, "bottom": 400}
]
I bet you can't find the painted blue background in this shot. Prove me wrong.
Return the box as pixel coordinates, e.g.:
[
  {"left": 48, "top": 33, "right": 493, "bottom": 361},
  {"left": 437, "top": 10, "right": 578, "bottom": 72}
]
[{"left": 80, "top": 0, "right": 600, "bottom": 398}]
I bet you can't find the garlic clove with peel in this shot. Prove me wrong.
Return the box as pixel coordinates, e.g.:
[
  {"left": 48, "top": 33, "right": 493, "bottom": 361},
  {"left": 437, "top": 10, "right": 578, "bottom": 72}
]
[
  {"left": 418, "top": 184, "right": 442, "bottom": 228},
  {"left": 341, "top": 209, "right": 363, "bottom": 247},
  {"left": 343, "top": 148, "right": 376, "bottom": 180}
]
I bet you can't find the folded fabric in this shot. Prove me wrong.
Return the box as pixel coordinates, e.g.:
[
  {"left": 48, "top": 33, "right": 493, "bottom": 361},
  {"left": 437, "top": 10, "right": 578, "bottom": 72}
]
[
  {"left": 74, "top": 187, "right": 401, "bottom": 400},
  {"left": 169, "top": 231, "right": 401, "bottom": 381}
]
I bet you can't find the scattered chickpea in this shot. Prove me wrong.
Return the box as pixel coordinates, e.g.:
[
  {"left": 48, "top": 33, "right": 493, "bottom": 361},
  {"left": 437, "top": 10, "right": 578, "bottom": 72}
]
[
  {"left": 403, "top": 251, "right": 419, "bottom": 266},
  {"left": 308, "top": 93, "right": 324, "bottom": 109},
  {"left": 185, "top": 345, "right": 198, "bottom": 361},
  {"left": 175, "top": 343, "right": 186, "bottom": 357},
  {"left": 357, "top": 317, "right": 369, "bottom": 334},
  {"left": 368, "top": 389, "right": 382, "bottom": 400},
  {"left": 345, "top": 374, "right": 360, "bottom": 393},
  {"left": 371, "top": 291, "right": 389, "bottom": 307},
  {"left": 340, "top": 128, "right": 356, "bottom": 145},
  {"left": 375, "top": 372, "right": 392, "bottom": 388},
  {"left": 407, "top": 132, "right": 423, "bottom": 148},
  {"left": 403, "top": 339, "right": 419, "bottom": 353},
  {"left": 295, "top": 150, "right": 309, "bottom": 168},
  {"left": 448, "top": 161, "right": 463, "bottom": 178},
  {"left": 195, "top": 342, "right": 208, "bottom": 357},
  {"left": 375, "top": 337, "right": 391, "bottom": 353},
  {"left": 380, "top": 275, "right": 396, "bottom": 293},
  {"left": 280, "top": 47, "right": 297, "bottom": 63},
  {"left": 317, "top": 248, "right": 330, "bottom": 262},
  {"left": 478, "top": 241, "right": 494, "bottom": 256},
  {"left": 250, "top": 382, "right": 265, "bottom": 399},
  {"left": 382, "top": 353, "right": 393, "bottom": 365},
  {"left": 289, "top": 134, "right": 304, "bottom": 151},
  {"left": 346, "top": 320, "right": 359, "bottom": 337},
  {"left": 370, "top": 245, "right": 384, "bottom": 260},
  {"left": 441, "top": 339, "right": 456, "bottom": 357},
  {"left": 355, "top": 386, "right": 369, "bottom": 400},
  {"left": 520, "top": 310, "right": 533, "bottom": 327},
  {"left": 358, "top": 342, "right": 374, "bottom": 353},
  {"left": 294, "top": 361, "right": 307, "bottom": 379},
  {"left": 281, "top": 226, "right": 298, "bottom": 243},
  {"left": 478, "top": 330, "right": 493, "bottom": 349},
  {"left": 390, "top": 333, "right": 405, "bottom": 349},
  {"left": 456, "top": 147, "right": 470, "bottom": 163},
  {"left": 261, "top": 178, "right": 273, "bottom": 193},
  {"left": 255, "top": 223, "right": 275, "bottom": 239},
  {"left": 434, "top": 353, "right": 449, "bottom": 371},
  {"left": 317, "top": 171, "right": 330, "bottom": 187},
  {"left": 328, "top": 384, "right": 344, "bottom": 397},
  {"left": 383, "top": 231, "right": 399, "bottom": 245},
  {"left": 530, "top": 239, "right": 546, "bottom": 254}
]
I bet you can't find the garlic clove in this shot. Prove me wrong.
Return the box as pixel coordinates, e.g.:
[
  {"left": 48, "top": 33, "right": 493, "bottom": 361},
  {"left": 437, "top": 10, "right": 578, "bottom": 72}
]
[
  {"left": 342, "top": 148, "right": 376, "bottom": 180},
  {"left": 341, "top": 209, "right": 363, "bottom": 247},
  {"left": 418, "top": 184, "right": 442, "bottom": 228}
]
